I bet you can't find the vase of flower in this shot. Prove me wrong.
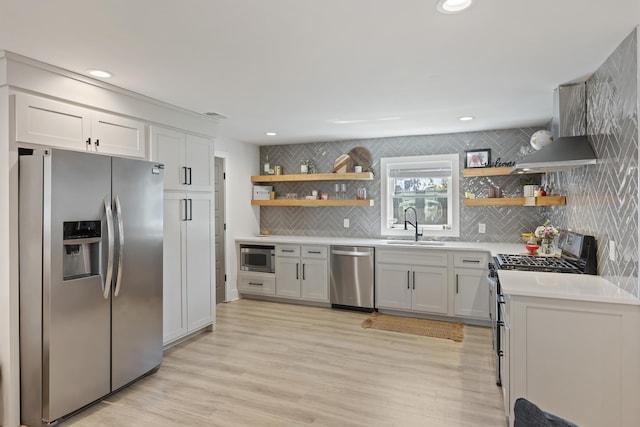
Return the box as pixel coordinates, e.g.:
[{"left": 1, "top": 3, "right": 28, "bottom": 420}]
[
  {"left": 541, "top": 237, "right": 554, "bottom": 255},
  {"left": 535, "top": 221, "right": 559, "bottom": 255}
]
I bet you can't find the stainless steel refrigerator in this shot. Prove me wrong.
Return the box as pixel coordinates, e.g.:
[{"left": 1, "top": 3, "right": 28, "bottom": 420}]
[{"left": 19, "top": 148, "right": 164, "bottom": 426}]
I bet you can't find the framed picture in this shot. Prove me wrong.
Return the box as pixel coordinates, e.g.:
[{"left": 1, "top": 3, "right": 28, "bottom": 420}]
[{"left": 464, "top": 149, "right": 491, "bottom": 168}]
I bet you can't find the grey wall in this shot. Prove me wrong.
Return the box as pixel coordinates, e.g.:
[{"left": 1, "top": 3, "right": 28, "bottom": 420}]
[
  {"left": 260, "top": 128, "right": 548, "bottom": 242},
  {"left": 547, "top": 28, "right": 639, "bottom": 296}
]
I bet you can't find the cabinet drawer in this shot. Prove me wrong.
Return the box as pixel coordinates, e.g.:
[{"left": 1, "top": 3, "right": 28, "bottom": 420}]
[
  {"left": 276, "top": 245, "right": 300, "bottom": 257},
  {"left": 238, "top": 272, "right": 276, "bottom": 295},
  {"left": 377, "top": 249, "right": 447, "bottom": 266},
  {"left": 453, "top": 252, "right": 489, "bottom": 269},
  {"left": 302, "top": 246, "right": 327, "bottom": 259}
]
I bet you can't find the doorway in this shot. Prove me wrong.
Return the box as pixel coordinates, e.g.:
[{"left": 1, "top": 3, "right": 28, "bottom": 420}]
[{"left": 214, "top": 156, "right": 226, "bottom": 303}]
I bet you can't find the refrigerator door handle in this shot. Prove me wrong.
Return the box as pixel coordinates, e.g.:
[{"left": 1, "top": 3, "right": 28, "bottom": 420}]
[
  {"left": 104, "top": 198, "right": 114, "bottom": 299},
  {"left": 114, "top": 195, "right": 125, "bottom": 297}
]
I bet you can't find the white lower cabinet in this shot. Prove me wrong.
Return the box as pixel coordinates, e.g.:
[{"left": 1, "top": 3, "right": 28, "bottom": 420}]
[
  {"left": 274, "top": 245, "right": 329, "bottom": 302},
  {"left": 15, "top": 92, "right": 146, "bottom": 158},
  {"left": 505, "top": 295, "right": 640, "bottom": 427},
  {"left": 163, "top": 192, "right": 215, "bottom": 345},
  {"left": 453, "top": 252, "right": 490, "bottom": 319},
  {"left": 237, "top": 271, "right": 276, "bottom": 295},
  {"left": 376, "top": 249, "right": 448, "bottom": 314}
]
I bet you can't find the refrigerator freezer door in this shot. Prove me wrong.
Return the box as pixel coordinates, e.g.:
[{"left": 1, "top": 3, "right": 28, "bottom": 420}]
[
  {"left": 111, "top": 156, "right": 164, "bottom": 390},
  {"left": 46, "top": 150, "right": 112, "bottom": 421}
]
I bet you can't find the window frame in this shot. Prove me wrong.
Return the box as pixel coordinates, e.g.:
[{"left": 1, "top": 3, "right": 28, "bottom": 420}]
[{"left": 380, "top": 153, "right": 460, "bottom": 238}]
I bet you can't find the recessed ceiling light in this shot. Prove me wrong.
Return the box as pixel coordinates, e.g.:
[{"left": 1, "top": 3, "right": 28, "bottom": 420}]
[
  {"left": 436, "top": 0, "right": 474, "bottom": 14},
  {"left": 87, "top": 69, "right": 113, "bottom": 78},
  {"left": 332, "top": 119, "right": 367, "bottom": 124},
  {"left": 458, "top": 116, "right": 475, "bottom": 121},
  {"left": 266, "top": 132, "right": 277, "bottom": 136}
]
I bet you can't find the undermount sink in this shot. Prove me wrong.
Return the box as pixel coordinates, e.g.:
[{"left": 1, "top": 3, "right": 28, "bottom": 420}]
[{"left": 384, "top": 240, "right": 444, "bottom": 246}]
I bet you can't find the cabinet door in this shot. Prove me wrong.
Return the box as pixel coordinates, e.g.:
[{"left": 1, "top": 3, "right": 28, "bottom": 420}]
[
  {"left": 376, "top": 263, "right": 411, "bottom": 310},
  {"left": 454, "top": 268, "right": 490, "bottom": 319},
  {"left": 150, "top": 126, "right": 186, "bottom": 191},
  {"left": 412, "top": 266, "right": 448, "bottom": 314},
  {"left": 185, "top": 193, "right": 215, "bottom": 331},
  {"left": 275, "top": 257, "right": 301, "bottom": 298},
  {"left": 301, "top": 258, "right": 328, "bottom": 301},
  {"left": 162, "top": 193, "right": 187, "bottom": 344},
  {"left": 91, "top": 111, "right": 146, "bottom": 158},
  {"left": 15, "top": 93, "right": 91, "bottom": 149},
  {"left": 185, "top": 134, "right": 213, "bottom": 191}
]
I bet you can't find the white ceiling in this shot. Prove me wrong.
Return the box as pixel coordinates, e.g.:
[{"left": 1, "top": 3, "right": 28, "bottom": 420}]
[{"left": 1, "top": 1, "right": 639, "bottom": 145}]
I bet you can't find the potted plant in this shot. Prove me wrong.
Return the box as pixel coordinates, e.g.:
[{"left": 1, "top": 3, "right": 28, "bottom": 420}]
[{"left": 300, "top": 159, "right": 315, "bottom": 174}]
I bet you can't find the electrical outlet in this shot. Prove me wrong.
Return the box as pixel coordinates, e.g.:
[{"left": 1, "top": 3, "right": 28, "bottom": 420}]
[
  {"left": 478, "top": 223, "right": 486, "bottom": 234},
  {"left": 609, "top": 240, "right": 616, "bottom": 261},
  {"left": 343, "top": 218, "right": 350, "bottom": 228}
]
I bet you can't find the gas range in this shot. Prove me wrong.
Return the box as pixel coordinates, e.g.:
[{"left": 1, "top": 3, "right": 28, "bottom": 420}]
[
  {"left": 489, "top": 231, "right": 597, "bottom": 388},
  {"left": 495, "top": 230, "right": 597, "bottom": 275},
  {"left": 495, "top": 254, "right": 582, "bottom": 273}
]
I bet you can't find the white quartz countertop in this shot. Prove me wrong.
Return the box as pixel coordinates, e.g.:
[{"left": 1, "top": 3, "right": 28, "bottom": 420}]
[
  {"left": 235, "top": 235, "right": 524, "bottom": 257},
  {"left": 498, "top": 270, "right": 640, "bottom": 305}
]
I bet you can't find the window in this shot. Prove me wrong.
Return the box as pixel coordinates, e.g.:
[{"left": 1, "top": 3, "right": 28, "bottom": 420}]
[{"left": 380, "top": 154, "right": 460, "bottom": 238}]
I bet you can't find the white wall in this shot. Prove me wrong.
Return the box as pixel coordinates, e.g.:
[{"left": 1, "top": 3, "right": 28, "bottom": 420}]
[{"left": 214, "top": 136, "right": 259, "bottom": 301}]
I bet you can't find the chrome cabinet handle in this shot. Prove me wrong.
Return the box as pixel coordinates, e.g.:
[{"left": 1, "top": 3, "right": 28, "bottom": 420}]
[
  {"left": 407, "top": 271, "right": 410, "bottom": 289},
  {"left": 114, "top": 195, "right": 125, "bottom": 297},
  {"left": 188, "top": 198, "right": 193, "bottom": 221},
  {"left": 296, "top": 263, "right": 299, "bottom": 280},
  {"left": 103, "top": 199, "right": 114, "bottom": 300},
  {"left": 302, "top": 264, "right": 306, "bottom": 280},
  {"left": 456, "top": 274, "right": 459, "bottom": 293},
  {"left": 412, "top": 271, "right": 415, "bottom": 290},
  {"left": 462, "top": 259, "right": 480, "bottom": 263},
  {"left": 183, "top": 199, "right": 188, "bottom": 221},
  {"left": 308, "top": 250, "right": 321, "bottom": 254},
  {"left": 188, "top": 167, "right": 192, "bottom": 185},
  {"left": 248, "top": 282, "right": 264, "bottom": 286},
  {"left": 282, "top": 249, "right": 295, "bottom": 253}
]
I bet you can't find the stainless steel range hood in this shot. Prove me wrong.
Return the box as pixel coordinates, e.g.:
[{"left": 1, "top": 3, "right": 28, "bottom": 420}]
[{"left": 513, "top": 83, "right": 597, "bottom": 173}]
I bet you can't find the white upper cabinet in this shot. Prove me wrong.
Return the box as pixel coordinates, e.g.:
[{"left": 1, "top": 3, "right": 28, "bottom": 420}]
[
  {"left": 90, "top": 111, "right": 145, "bottom": 158},
  {"left": 150, "top": 125, "right": 213, "bottom": 192},
  {"left": 15, "top": 93, "right": 146, "bottom": 158}
]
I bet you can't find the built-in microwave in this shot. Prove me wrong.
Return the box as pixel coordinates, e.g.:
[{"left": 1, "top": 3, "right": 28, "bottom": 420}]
[{"left": 240, "top": 244, "right": 275, "bottom": 273}]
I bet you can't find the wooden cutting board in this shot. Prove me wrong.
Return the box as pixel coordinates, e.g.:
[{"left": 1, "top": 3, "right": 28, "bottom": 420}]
[
  {"left": 348, "top": 147, "right": 372, "bottom": 172},
  {"left": 332, "top": 154, "right": 351, "bottom": 173}
]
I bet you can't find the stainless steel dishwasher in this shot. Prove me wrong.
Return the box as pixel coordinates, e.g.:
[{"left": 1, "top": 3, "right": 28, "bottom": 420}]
[{"left": 330, "top": 246, "right": 375, "bottom": 311}]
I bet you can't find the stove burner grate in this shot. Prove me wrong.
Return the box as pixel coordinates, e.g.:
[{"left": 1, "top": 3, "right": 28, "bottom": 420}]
[{"left": 496, "top": 254, "right": 581, "bottom": 273}]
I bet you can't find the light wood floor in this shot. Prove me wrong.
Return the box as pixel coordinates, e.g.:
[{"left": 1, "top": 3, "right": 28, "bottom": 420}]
[{"left": 61, "top": 299, "right": 507, "bottom": 426}]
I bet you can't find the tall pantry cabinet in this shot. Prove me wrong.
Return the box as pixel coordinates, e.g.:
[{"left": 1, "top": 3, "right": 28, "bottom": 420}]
[{"left": 151, "top": 126, "right": 216, "bottom": 345}]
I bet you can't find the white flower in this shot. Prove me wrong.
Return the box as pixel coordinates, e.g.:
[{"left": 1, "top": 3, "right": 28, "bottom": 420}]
[{"left": 534, "top": 221, "right": 559, "bottom": 239}]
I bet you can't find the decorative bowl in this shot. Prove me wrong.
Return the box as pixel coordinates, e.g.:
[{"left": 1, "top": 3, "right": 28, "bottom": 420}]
[{"left": 525, "top": 244, "right": 539, "bottom": 255}]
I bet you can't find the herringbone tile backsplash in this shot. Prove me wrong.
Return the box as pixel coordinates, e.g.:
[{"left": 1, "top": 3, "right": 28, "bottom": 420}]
[
  {"left": 547, "top": 28, "right": 639, "bottom": 295},
  {"left": 260, "top": 128, "right": 547, "bottom": 243}
]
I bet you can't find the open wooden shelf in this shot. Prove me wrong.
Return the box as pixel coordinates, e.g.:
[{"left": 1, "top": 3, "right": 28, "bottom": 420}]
[
  {"left": 251, "top": 199, "right": 375, "bottom": 207},
  {"left": 463, "top": 167, "right": 514, "bottom": 177},
  {"left": 464, "top": 196, "right": 566, "bottom": 207},
  {"left": 251, "top": 172, "right": 374, "bottom": 183},
  {"left": 523, "top": 196, "right": 566, "bottom": 206}
]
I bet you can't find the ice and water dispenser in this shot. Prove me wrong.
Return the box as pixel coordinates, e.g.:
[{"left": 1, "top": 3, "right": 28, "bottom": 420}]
[{"left": 62, "top": 220, "right": 102, "bottom": 280}]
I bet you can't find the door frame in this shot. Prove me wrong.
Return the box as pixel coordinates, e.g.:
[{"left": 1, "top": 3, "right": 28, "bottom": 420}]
[{"left": 214, "top": 153, "right": 227, "bottom": 303}]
